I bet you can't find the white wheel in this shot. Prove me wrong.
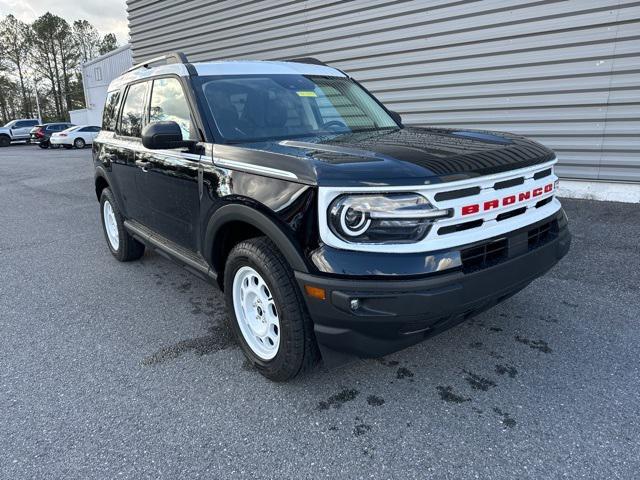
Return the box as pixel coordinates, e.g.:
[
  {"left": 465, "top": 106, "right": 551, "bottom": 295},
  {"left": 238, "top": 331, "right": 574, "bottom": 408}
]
[
  {"left": 232, "top": 266, "right": 280, "bottom": 360},
  {"left": 103, "top": 200, "right": 120, "bottom": 251}
]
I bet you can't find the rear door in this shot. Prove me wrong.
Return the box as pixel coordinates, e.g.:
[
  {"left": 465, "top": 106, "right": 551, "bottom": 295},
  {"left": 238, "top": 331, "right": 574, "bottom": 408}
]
[
  {"left": 85, "top": 126, "right": 101, "bottom": 143},
  {"left": 134, "top": 76, "right": 201, "bottom": 251},
  {"left": 111, "top": 81, "right": 151, "bottom": 221}
]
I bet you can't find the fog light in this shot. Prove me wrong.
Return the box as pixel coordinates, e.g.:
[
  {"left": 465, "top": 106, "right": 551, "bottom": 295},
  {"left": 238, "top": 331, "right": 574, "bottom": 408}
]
[{"left": 350, "top": 298, "right": 360, "bottom": 311}]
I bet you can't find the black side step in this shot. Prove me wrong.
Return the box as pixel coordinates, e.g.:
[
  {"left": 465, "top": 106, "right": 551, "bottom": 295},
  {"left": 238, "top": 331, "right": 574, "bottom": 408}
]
[{"left": 124, "top": 220, "right": 217, "bottom": 284}]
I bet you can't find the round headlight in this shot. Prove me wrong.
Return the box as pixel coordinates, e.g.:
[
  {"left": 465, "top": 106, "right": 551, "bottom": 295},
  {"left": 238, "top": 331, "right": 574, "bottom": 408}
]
[{"left": 328, "top": 193, "right": 450, "bottom": 244}]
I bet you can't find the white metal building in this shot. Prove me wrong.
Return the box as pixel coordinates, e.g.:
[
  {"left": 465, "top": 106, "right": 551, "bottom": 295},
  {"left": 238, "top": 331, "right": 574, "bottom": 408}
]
[
  {"left": 70, "top": 44, "right": 133, "bottom": 126},
  {"left": 125, "top": 0, "right": 640, "bottom": 198}
]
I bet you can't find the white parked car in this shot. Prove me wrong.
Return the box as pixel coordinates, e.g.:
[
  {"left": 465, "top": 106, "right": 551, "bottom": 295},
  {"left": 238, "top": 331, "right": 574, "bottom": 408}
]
[{"left": 50, "top": 125, "right": 101, "bottom": 149}]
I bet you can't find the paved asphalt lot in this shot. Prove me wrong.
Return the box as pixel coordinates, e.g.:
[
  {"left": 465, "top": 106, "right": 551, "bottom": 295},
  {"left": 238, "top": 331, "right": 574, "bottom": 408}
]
[{"left": 1, "top": 145, "right": 639, "bottom": 479}]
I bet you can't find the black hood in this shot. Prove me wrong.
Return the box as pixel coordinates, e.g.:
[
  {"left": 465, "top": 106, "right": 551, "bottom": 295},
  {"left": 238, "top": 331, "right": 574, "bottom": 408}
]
[{"left": 219, "top": 127, "right": 556, "bottom": 187}]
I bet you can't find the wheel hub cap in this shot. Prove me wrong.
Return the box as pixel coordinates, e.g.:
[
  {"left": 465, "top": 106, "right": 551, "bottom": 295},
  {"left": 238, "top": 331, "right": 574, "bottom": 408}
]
[
  {"left": 103, "top": 200, "right": 119, "bottom": 250},
  {"left": 232, "top": 266, "right": 280, "bottom": 360}
]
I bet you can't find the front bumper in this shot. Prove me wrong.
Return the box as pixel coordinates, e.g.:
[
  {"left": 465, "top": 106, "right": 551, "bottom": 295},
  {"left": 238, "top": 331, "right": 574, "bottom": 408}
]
[{"left": 296, "top": 210, "right": 570, "bottom": 357}]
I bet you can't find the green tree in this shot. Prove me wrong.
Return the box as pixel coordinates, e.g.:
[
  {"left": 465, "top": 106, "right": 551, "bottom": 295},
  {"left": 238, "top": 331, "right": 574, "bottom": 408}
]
[
  {"left": 0, "top": 15, "right": 32, "bottom": 117},
  {"left": 73, "top": 20, "right": 100, "bottom": 63},
  {"left": 99, "top": 33, "right": 118, "bottom": 55}
]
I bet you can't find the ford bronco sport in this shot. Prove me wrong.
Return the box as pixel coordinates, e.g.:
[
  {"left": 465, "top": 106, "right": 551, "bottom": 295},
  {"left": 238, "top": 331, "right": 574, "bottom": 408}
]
[{"left": 93, "top": 52, "right": 570, "bottom": 380}]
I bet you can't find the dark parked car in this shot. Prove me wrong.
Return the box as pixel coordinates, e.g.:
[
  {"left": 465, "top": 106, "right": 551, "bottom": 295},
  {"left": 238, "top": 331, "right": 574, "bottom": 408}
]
[
  {"left": 30, "top": 123, "right": 75, "bottom": 148},
  {"left": 93, "top": 52, "right": 570, "bottom": 381}
]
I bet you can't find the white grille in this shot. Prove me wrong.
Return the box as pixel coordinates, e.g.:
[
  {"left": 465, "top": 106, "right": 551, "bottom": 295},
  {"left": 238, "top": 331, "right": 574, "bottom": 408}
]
[{"left": 318, "top": 158, "right": 560, "bottom": 253}]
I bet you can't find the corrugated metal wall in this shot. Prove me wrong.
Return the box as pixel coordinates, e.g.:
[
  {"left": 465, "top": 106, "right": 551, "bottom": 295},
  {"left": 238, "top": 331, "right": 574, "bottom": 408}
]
[{"left": 127, "top": 0, "right": 640, "bottom": 182}]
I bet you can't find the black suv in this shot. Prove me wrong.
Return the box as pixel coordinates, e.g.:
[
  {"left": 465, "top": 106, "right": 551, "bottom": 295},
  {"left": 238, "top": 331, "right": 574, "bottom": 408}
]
[
  {"left": 31, "top": 122, "right": 75, "bottom": 148},
  {"left": 93, "top": 53, "right": 570, "bottom": 380}
]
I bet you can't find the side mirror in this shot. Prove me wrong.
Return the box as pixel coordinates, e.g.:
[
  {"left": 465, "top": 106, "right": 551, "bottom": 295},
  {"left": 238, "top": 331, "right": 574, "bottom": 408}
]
[
  {"left": 141, "top": 121, "right": 194, "bottom": 150},
  {"left": 388, "top": 110, "right": 403, "bottom": 126}
]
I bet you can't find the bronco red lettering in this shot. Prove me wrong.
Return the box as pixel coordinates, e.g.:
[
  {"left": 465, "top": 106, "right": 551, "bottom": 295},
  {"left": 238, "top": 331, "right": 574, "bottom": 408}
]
[
  {"left": 461, "top": 204, "right": 479, "bottom": 216},
  {"left": 483, "top": 199, "right": 499, "bottom": 210},
  {"left": 503, "top": 195, "right": 516, "bottom": 206}
]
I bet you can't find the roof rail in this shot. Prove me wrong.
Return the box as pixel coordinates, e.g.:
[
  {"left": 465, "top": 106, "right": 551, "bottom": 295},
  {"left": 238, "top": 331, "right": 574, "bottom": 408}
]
[
  {"left": 286, "top": 57, "right": 328, "bottom": 67},
  {"left": 126, "top": 51, "right": 189, "bottom": 73}
]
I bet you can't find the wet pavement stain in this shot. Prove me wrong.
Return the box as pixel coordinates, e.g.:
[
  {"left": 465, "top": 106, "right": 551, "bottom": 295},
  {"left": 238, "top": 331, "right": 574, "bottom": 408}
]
[
  {"left": 436, "top": 386, "right": 471, "bottom": 404},
  {"left": 495, "top": 364, "right": 518, "bottom": 378},
  {"left": 489, "top": 327, "right": 503, "bottom": 332},
  {"left": 463, "top": 370, "right": 497, "bottom": 391},
  {"left": 241, "top": 359, "right": 255, "bottom": 371},
  {"left": 317, "top": 389, "right": 359, "bottom": 410},
  {"left": 141, "top": 323, "right": 234, "bottom": 366},
  {"left": 488, "top": 351, "right": 505, "bottom": 360},
  {"left": 353, "top": 423, "right": 372, "bottom": 437},
  {"left": 493, "top": 407, "right": 517, "bottom": 428},
  {"left": 396, "top": 367, "right": 414, "bottom": 379},
  {"left": 366, "top": 395, "right": 385, "bottom": 407},
  {"left": 176, "top": 281, "right": 192, "bottom": 293},
  {"left": 515, "top": 335, "right": 552, "bottom": 353},
  {"left": 469, "top": 342, "right": 483, "bottom": 349},
  {"left": 376, "top": 358, "right": 399, "bottom": 367}
]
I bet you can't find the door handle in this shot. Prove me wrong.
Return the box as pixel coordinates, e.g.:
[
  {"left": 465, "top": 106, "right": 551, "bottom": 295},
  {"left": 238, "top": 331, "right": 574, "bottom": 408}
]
[{"left": 135, "top": 159, "right": 151, "bottom": 172}]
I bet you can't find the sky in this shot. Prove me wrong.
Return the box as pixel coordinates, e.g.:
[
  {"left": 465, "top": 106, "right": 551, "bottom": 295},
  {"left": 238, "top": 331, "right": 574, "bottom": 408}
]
[{"left": 0, "top": 0, "right": 129, "bottom": 44}]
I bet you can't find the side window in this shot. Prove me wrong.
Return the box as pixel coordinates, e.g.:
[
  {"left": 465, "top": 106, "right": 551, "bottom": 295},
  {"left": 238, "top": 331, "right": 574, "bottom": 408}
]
[
  {"left": 102, "top": 90, "right": 121, "bottom": 131},
  {"left": 79, "top": 127, "right": 90, "bottom": 132},
  {"left": 149, "top": 77, "right": 194, "bottom": 140},
  {"left": 118, "top": 82, "right": 149, "bottom": 138}
]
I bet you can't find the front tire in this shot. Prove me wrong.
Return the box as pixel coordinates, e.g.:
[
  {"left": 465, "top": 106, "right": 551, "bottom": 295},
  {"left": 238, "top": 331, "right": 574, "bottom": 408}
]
[
  {"left": 38, "top": 141, "right": 49, "bottom": 149},
  {"left": 74, "top": 138, "right": 85, "bottom": 149},
  {"left": 0, "top": 136, "right": 11, "bottom": 147},
  {"left": 99, "top": 188, "right": 145, "bottom": 262},
  {"left": 224, "top": 237, "right": 319, "bottom": 381}
]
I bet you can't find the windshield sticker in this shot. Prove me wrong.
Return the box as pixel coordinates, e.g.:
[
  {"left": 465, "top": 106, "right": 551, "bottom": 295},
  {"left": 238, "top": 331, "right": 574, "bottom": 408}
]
[{"left": 296, "top": 91, "right": 317, "bottom": 97}]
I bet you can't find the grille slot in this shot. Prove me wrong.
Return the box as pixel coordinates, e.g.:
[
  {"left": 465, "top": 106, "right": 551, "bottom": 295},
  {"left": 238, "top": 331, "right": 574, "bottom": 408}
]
[
  {"left": 534, "top": 168, "right": 552, "bottom": 180},
  {"left": 496, "top": 207, "right": 527, "bottom": 221},
  {"left": 535, "top": 196, "right": 553, "bottom": 208},
  {"left": 528, "top": 220, "right": 557, "bottom": 249},
  {"left": 461, "top": 238, "right": 508, "bottom": 273},
  {"left": 494, "top": 177, "right": 524, "bottom": 190},
  {"left": 434, "top": 186, "right": 481, "bottom": 202},
  {"left": 438, "top": 219, "right": 483, "bottom": 235}
]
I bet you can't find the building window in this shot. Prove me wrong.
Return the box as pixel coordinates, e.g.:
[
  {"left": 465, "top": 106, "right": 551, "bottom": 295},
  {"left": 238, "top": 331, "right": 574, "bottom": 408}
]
[{"left": 94, "top": 67, "right": 103, "bottom": 81}]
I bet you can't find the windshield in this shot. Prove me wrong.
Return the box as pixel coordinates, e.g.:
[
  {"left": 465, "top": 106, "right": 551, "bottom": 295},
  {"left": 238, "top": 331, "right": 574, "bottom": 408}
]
[
  {"left": 3, "top": 121, "right": 16, "bottom": 128},
  {"left": 198, "top": 75, "right": 399, "bottom": 142}
]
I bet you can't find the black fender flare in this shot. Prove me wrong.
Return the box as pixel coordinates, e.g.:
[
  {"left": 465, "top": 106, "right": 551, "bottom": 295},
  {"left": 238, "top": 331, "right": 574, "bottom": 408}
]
[
  {"left": 94, "top": 166, "right": 111, "bottom": 198},
  {"left": 204, "top": 203, "right": 309, "bottom": 273}
]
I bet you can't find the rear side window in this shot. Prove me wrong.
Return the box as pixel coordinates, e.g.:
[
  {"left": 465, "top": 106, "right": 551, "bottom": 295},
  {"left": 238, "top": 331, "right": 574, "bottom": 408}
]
[
  {"left": 102, "top": 90, "right": 121, "bottom": 131},
  {"left": 149, "top": 77, "right": 194, "bottom": 140},
  {"left": 118, "top": 82, "right": 149, "bottom": 138}
]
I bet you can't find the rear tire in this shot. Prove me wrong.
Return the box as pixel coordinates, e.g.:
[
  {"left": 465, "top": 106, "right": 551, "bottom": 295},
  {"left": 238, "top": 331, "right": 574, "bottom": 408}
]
[
  {"left": 74, "top": 138, "right": 85, "bottom": 149},
  {"left": 38, "top": 141, "right": 48, "bottom": 149},
  {"left": 224, "top": 237, "right": 319, "bottom": 381},
  {"left": 99, "top": 188, "right": 145, "bottom": 262}
]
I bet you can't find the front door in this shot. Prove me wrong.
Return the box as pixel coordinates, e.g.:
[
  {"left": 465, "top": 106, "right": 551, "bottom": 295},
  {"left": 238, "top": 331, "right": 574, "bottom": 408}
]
[
  {"left": 12, "top": 120, "right": 37, "bottom": 139},
  {"left": 134, "top": 76, "right": 201, "bottom": 251}
]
